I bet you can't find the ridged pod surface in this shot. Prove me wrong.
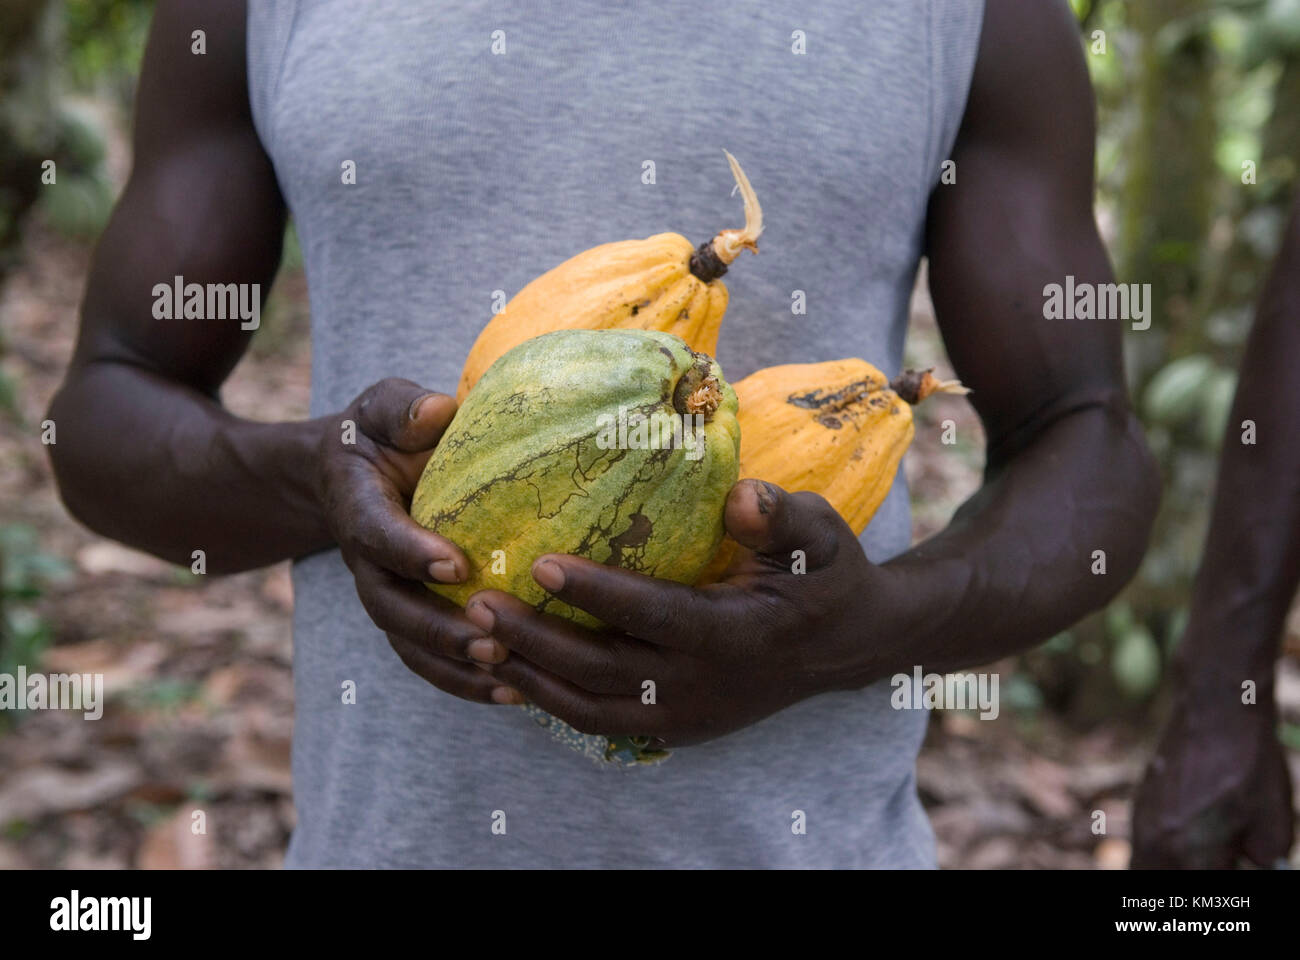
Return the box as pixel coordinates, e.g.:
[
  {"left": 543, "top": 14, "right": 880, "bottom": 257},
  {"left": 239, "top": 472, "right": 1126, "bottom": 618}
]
[
  {"left": 456, "top": 152, "right": 763, "bottom": 401},
  {"left": 414, "top": 329, "right": 740, "bottom": 628},
  {"left": 696, "top": 360, "right": 964, "bottom": 583}
]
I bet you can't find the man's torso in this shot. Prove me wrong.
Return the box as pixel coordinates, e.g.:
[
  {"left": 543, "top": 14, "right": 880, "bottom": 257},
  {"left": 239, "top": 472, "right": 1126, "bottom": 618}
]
[{"left": 247, "top": 0, "right": 982, "bottom": 868}]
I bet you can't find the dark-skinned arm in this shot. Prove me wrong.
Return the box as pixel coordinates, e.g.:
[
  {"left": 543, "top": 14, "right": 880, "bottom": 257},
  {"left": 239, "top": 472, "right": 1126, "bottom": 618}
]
[
  {"left": 46, "top": 0, "right": 323, "bottom": 570},
  {"left": 889, "top": 0, "right": 1163, "bottom": 671},
  {"left": 456, "top": 0, "right": 1161, "bottom": 747},
  {"left": 1132, "top": 192, "right": 1300, "bottom": 869},
  {"left": 48, "top": 1, "right": 503, "bottom": 704}
]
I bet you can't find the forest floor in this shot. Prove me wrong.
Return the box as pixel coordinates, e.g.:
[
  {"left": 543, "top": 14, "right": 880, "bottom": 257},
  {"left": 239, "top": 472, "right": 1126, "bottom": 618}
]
[{"left": 2, "top": 217, "right": 1298, "bottom": 870}]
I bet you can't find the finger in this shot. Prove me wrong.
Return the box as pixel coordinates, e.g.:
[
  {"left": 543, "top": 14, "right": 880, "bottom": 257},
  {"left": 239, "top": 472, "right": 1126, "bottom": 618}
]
[
  {"left": 724, "top": 479, "right": 846, "bottom": 568},
  {"left": 527, "top": 554, "right": 740, "bottom": 652},
  {"left": 386, "top": 633, "right": 522, "bottom": 705},
  {"left": 334, "top": 461, "right": 469, "bottom": 582},
  {"left": 482, "top": 655, "right": 656, "bottom": 737},
  {"left": 350, "top": 378, "right": 458, "bottom": 452},
  {"left": 466, "top": 590, "right": 648, "bottom": 694},
  {"left": 354, "top": 560, "right": 500, "bottom": 662}
]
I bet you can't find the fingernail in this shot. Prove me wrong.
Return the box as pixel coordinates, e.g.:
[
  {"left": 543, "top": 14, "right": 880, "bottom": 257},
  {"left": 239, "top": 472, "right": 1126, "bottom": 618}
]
[
  {"left": 465, "top": 599, "right": 494, "bottom": 632},
  {"left": 429, "top": 559, "right": 462, "bottom": 583},
  {"left": 491, "top": 686, "right": 525, "bottom": 705},
  {"left": 532, "top": 559, "right": 565, "bottom": 592},
  {"left": 408, "top": 392, "right": 436, "bottom": 421},
  {"left": 467, "top": 637, "right": 505, "bottom": 664}
]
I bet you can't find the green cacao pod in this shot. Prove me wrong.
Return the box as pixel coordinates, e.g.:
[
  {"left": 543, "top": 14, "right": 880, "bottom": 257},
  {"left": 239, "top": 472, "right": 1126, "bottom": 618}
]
[
  {"left": 412, "top": 328, "right": 739, "bottom": 622},
  {"left": 410, "top": 329, "right": 740, "bottom": 765},
  {"left": 416, "top": 329, "right": 743, "bottom": 764}
]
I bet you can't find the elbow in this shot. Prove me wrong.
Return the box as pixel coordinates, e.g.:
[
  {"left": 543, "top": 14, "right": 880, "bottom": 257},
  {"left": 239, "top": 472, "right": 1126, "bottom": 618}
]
[
  {"left": 1112, "top": 389, "right": 1162, "bottom": 533},
  {"left": 44, "top": 383, "right": 108, "bottom": 538},
  {"left": 1090, "top": 398, "right": 1162, "bottom": 606},
  {"left": 44, "top": 376, "right": 135, "bottom": 548}
]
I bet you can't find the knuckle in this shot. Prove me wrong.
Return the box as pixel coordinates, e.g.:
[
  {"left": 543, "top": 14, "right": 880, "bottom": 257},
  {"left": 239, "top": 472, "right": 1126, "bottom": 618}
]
[
  {"left": 387, "top": 634, "right": 428, "bottom": 677},
  {"left": 799, "top": 490, "right": 839, "bottom": 522},
  {"left": 354, "top": 378, "right": 396, "bottom": 415},
  {"left": 565, "top": 699, "right": 603, "bottom": 736},
  {"left": 352, "top": 378, "right": 415, "bottom": 440},
  {"left": 419, "top": 610, "right": 458, "bottom": 656},
  {"left": 354, "top": 581, "right": 393, "bottom": 630},
  {"left": 578, "top": 654, "right": 619, "bottom": 693},
  {"left": 637, "top": 595, "right": 678, "bottom": 637},
  {"left": 350, "top": 516, "right": 406, "bottom": 568}
]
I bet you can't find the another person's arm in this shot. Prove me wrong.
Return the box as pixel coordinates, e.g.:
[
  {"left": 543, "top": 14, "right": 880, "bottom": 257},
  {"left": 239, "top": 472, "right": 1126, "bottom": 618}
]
[
  {"left": 1132, "top": 193, "right": 1300, "bottom": 869},
  {"left": 48, "top": 0, "right": 503, "bottom": 704},
  {"left": 457, "top": 0, "right": 1162, "bottom": 744}
]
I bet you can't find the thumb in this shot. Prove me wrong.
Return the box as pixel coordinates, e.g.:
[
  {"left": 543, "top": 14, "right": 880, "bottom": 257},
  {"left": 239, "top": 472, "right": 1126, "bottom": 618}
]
[
  {"left": 723, "top": 479, "right": 845, "bottom": 568},
  {"left": 351, "top": 378, "right": 458, "bottom": 452}
]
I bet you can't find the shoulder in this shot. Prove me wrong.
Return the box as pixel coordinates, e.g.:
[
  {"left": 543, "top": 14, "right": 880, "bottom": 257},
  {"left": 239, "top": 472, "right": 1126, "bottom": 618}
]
[{"left": 961, "top": 0, "right": 1095, "bottom": 152}]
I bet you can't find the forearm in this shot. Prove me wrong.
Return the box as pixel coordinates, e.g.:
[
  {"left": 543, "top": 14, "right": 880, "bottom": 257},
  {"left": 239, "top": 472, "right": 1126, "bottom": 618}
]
[
  {"left": 881, "top": 394, "right": 1159, "bottom": 673},
  {"left": 1177, "top": 203, "right": 1300, "bottom": 691},
  {"left": 47, "top": 359, "right": 333, "bottom": 573}
]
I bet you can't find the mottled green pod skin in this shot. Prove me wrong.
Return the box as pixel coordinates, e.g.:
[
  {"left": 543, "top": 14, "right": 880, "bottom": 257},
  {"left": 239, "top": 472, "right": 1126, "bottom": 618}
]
[{"left": 411, "top": 329, "right": 740, "bottom": 629}]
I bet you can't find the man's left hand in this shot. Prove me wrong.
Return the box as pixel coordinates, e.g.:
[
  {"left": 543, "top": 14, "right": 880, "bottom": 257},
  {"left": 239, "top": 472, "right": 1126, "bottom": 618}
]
[{"left": 464, "top": 479, "right": 903, "bottom": 747}]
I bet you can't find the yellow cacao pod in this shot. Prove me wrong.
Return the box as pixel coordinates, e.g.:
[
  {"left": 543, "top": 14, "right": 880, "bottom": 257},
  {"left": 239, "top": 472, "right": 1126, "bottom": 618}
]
[
  {"left": 456, "top": 152, "right": 763, "bottom": 402},
  {"left": 697, "top": 361, "right": 965, "bottom": 582}
]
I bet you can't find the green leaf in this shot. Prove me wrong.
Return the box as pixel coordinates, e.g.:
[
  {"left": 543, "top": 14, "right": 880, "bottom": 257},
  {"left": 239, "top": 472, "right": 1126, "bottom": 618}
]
[
  {"left": 1165, "top": 606, "right": 1190, "bottom": 654},
  {"left": 1112, "top": 625, "right": 1162, "bottom": 698},
  {"left": 1198, "top": 368, "right": 1238, "bottom": 449},
  {"left": 1004, "top": 673, "right": 1044, "bottom": 715},
  {"left": 1143, "top": 354, "right": 1215, "bottom": 425}
]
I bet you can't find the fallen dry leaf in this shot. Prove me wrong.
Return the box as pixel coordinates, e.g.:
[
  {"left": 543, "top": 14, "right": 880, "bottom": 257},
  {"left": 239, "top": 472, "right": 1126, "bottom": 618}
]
[
  {"left": 1094, "top": 837, "right": 1130, "bottom": 870},
  {"left": 0, "top": 761, "right": 142, "bottom": 823},
  {"left": 76, "top": 541, "right": 175, "bottom": 579},
  {"left": 40, "top": 638, "right": 167, "bottom": 698},
  {"left": 210, "top": 706, "right": 293, "bottom": 795},
  {"left": 136, "top": 806, "right": 216, "bottom": 869},
  {"left": 261, "top": 563, "right": 294, "bottom": 612},
  {"left": 1012, "top": 756, "right": 1076, "bottom": 819}
]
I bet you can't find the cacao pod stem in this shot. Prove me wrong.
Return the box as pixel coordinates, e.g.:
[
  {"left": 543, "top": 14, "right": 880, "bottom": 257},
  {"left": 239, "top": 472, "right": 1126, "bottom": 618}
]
[
  {"left": 674, "top": 353, "right": 725, "bottom": 420},
  {"left": 890, "top": 368, "right": 970, "bottom": 405},
  {"left": 689, "top": 150, "right": 764, "bottom": 282}
]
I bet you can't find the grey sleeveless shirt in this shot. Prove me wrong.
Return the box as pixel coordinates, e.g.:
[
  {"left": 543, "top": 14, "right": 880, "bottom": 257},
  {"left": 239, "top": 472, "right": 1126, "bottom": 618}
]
[{"left": 247, "top": 0, "right": 983, "bottom": 868}]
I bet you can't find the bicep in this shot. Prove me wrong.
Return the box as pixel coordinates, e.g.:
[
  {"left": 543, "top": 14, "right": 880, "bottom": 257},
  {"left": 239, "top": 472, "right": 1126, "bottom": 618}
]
[
  {"left": 925, "top": 0, "right": 1127, "bottom": 464},
  {"left": 73, "top": 0, "right": 285, "bottom": 396}
]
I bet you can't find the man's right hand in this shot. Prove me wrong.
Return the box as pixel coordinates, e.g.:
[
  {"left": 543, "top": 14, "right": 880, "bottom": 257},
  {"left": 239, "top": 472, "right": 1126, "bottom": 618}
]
[{"left": 317, "top": 378, "right": 524, "bottom": 706}]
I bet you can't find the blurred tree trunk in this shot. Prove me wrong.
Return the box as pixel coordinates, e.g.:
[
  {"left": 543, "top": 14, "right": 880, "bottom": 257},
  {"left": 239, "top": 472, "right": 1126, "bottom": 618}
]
[
  {"left": 0, "top": 0, "right": 58, "bottom": 272},
  {"left": 1094, "top": 1, "right": 1222, "bottom": 718},
  {"left": 1205, "top": 51, "right": 1300, "bottom": 325},
  {"left": 1264, "top": 54, "right": 1300, "bottom": 180},
  {"left": 1120, "top": 0, "right": 1219, "bottom": 368}
]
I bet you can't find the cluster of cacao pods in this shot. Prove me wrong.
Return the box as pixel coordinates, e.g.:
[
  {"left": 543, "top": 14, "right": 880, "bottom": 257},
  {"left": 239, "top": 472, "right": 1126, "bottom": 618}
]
[
  {"left": 410, "top": 152, "right": 964, "bottom": 764},
  {"left": 443, "top": 151, "right": 964, "bottom": 584}
]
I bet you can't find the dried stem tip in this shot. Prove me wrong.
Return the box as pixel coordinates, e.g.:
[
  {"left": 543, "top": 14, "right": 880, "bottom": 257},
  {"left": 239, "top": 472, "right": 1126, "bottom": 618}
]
[
  {"left": 889, "top": 368, "right": 970, "bottom": 405},
  {"left": 689, "top": 150, "right": 764, "bottom": 282},
  {"left": 673, "top": 355, "right": 724, "bottom": 420}
]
